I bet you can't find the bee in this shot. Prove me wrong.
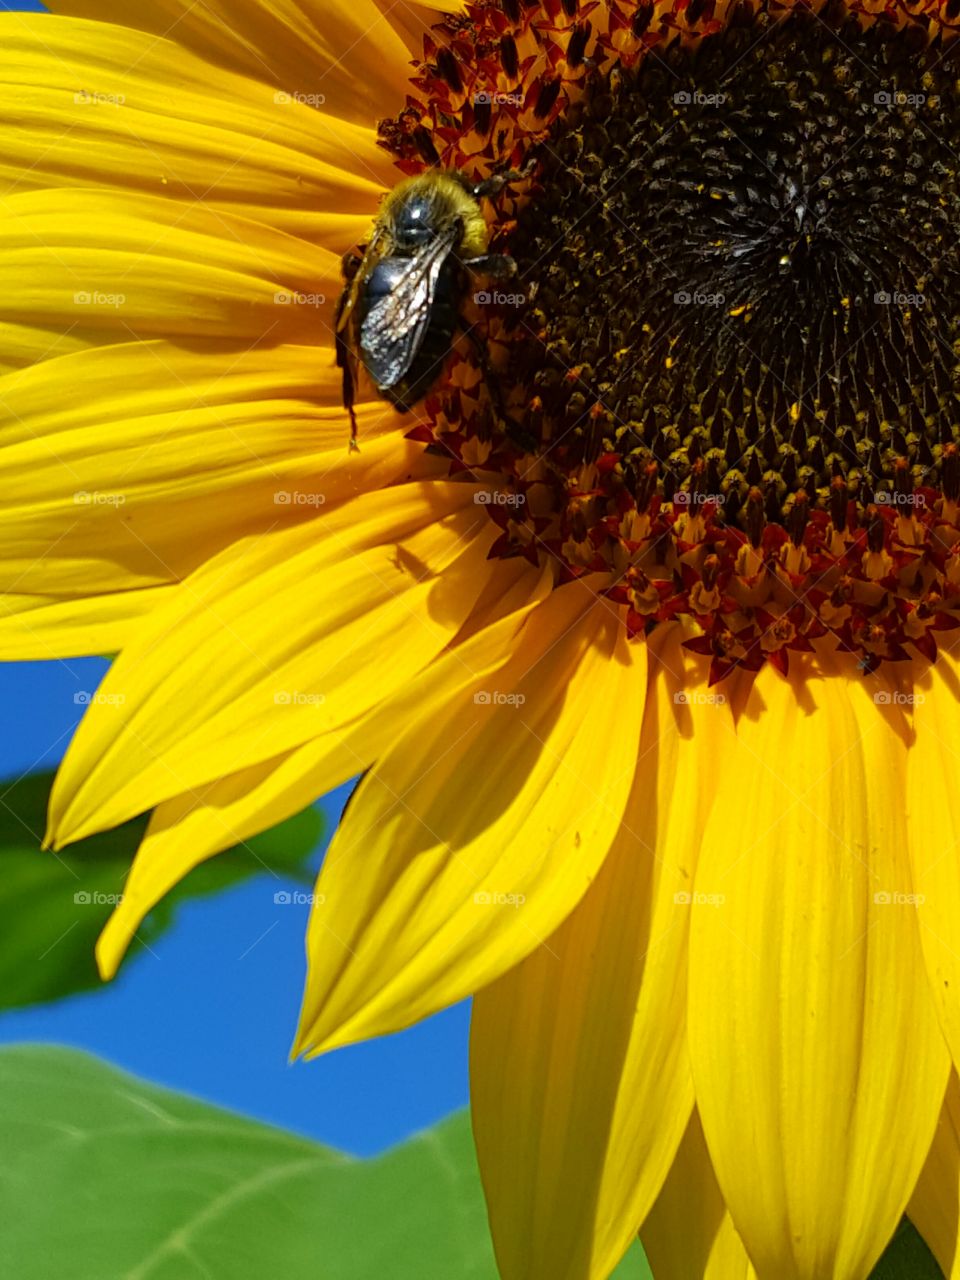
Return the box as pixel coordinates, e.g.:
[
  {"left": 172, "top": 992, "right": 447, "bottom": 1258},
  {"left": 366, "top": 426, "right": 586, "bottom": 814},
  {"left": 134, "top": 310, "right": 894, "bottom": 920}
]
[{"left": 335, "top": 169, "right": 525, "bottom": 447}]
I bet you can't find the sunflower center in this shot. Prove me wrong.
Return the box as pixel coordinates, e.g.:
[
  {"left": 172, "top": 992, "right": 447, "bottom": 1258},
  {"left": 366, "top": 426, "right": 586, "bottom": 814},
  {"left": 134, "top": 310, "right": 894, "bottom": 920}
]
[
  {"left": 382, "top": 0, "right": 960, "bottom": 679},
  {"left": 509, "top": 8, "right": 960, "bottom": 527}
]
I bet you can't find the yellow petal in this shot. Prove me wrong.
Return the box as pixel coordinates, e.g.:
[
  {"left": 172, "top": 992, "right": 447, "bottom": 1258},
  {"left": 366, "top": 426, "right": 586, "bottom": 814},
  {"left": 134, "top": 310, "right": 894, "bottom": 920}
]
[
  {"left": 688, "top": 664, "right": 950, "bottom": 1279},
  {"left": 97, "top": 751, "right": 334, "bottom": 980},
  {"left": 374, "top": 1, "right": 462, "bottom": 59},
  {"left": 48, "top": 482, "right": 494, "bottom": 844},
  {"left": 0, "top": 188, "right": 340, "bottom": 343},
  {"left": 906, "top": 652, "right": 960, "bottom": 1074},
  {"left": 0, "top": 338, "right": 426, "bottom": 598},
  {"left": 43, "top": 3, "right": 419, "bottom": 127},
  {"left": 642, "top": 1111, "right": 757, "bottom": 1280},
  {"left": 0, "top": 15, "right": 389, "bottom": 246},
  {"left": 0, "top": 587, "right": 174, "bottom": 661},
  {"left": 0, "top": 322, "right": 90, "bottom": 374},
  {"left": 95, "top": 556, "right": 549, "bottom": 979},
  {"left": 469, "top": 626, "right": 724, "bottom": 1280},
  {"left": 295, "top": 584, "right": 645, "bottom": 1057},
  {"left": 909, "top": 1070, "right": 960, "bottom": 1278}
]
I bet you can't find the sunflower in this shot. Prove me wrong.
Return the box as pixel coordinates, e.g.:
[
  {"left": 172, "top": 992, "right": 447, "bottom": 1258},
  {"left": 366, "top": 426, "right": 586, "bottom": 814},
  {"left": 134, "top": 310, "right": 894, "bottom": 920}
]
[{"left": 6, "top": 0, "right": 960, "bottom": 1274}]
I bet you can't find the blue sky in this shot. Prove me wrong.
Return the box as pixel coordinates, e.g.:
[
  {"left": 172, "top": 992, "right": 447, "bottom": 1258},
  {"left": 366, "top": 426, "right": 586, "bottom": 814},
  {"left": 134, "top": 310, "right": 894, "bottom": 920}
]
[
  {"left": 0, "top": 0, "right": 472, "bottom": 1157},
  {"left": 0, "top": 656, "right": 472, "bottom": 1156}
]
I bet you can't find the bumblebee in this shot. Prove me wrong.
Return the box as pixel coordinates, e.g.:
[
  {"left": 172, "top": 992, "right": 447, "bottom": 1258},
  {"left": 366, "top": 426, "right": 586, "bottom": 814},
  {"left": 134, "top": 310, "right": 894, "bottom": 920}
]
[{"left": 335, "top": 170, "right": 521, "bottom": 444}]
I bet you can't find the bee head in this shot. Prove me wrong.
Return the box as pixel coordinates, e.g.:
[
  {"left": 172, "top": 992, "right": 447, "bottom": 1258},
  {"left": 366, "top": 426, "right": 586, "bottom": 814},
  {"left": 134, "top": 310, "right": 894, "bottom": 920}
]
[
  {"left": 391, "top": 191, "right": 440, "bottom": 250},
  {"left": 378, "top": 173, "right": 488, "bottom": 258}
]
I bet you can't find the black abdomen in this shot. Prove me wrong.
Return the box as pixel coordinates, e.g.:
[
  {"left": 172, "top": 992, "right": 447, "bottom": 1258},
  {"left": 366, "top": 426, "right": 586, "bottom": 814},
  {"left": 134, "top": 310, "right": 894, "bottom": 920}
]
[{"left": 360, "top": 256, "right": 461, "bottom": 411}]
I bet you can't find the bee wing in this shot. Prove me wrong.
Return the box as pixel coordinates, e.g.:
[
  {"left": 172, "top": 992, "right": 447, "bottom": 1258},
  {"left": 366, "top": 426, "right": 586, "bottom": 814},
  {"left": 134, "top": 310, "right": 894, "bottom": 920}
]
[{"left": 359, "top": 223, "right": 459, "bottom": 390}]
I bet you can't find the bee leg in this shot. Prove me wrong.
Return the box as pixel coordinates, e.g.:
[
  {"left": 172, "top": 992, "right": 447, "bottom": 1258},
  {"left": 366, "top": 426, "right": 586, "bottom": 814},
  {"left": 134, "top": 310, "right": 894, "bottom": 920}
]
[
  {"left": 463, "top": 327, "right": 539, "bottom": 454},
  {"left": 334, "top": 266, "right": 366, "bottom": 451},
  {"left": 338, "top": 342, "right": 360, "bottom": 451},
  {"left": 334, "top": 308, "right": 360, "bottom": 451},
  {"left": 341, "top": 246, "right": 364, "bottom": 281},
  {"left": 463, "top": 253, "right": 517, "bottom": 281}
]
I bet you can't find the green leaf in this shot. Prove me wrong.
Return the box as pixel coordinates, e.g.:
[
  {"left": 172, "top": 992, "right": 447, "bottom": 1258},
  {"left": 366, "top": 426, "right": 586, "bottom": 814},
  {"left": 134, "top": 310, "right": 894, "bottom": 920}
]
[
  {"left": 870, "top": 1219, "right": 944, "bottom": 1280},
  {"left": 0, "top": 1044, "right": 651, "bottom": 1279},
  {"left": 0, "top": 772, "right": 323, "bottom": 1011}
]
